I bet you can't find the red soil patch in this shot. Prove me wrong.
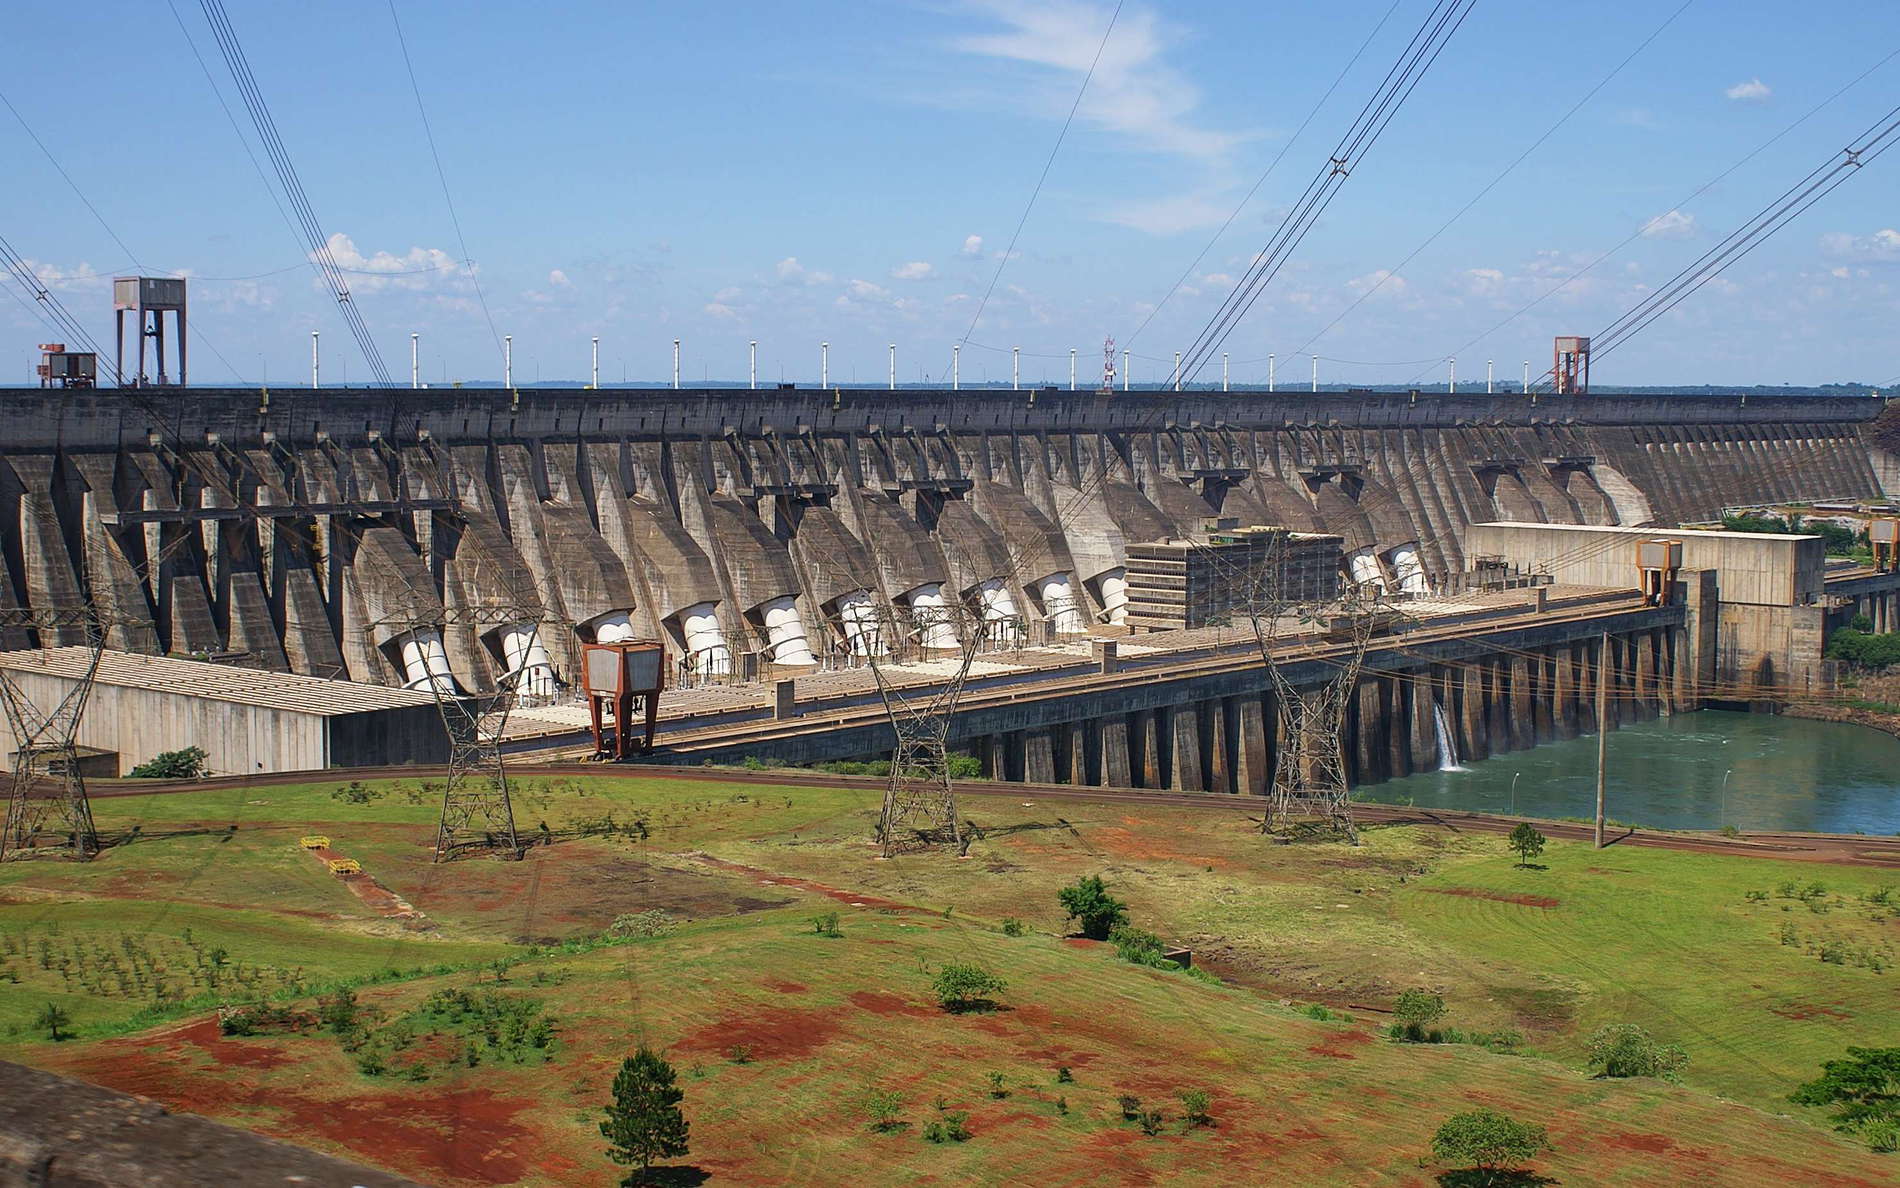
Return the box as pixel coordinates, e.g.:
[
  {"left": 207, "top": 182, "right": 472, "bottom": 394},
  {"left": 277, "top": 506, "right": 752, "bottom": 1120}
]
[
  {"left": 1087, "top": 825, "right": 1228, "bottom": 869},
  {"left": 689, "top": 854, "right": 917, "bottom": 912},
  {"left": 1602, "top": 1132, "right": 1683, "bottom": 1155},
  {"left": 174, "top": 1016, "right": 297, "bottom": 1070},
  {"left": 1419, "top": 886, "right": 1559, "bottom": 909},
  {"left": 1305, "top": 1028, "right": 1374, "bottom": 1060},
  {"left": 763, "top": 978, "right": 809, "bottom": 995},
  {"left": 1062, "top": 937, "right": 1102, "bottom": 949},
  {"left": 1771, "top": 1000, "right": 1855, "bottom": 1021},
  {"left": 847, "top": 989, "right": 934, "bottom": 1018},
  {"left": 675, "top": 1006, "right": 843, "bottom": 1062}
]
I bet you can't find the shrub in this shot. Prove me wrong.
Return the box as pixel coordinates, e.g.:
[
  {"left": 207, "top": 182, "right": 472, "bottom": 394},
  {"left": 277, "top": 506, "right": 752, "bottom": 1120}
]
[
  {"left": 1056, "top": 1095, "right": 1069, "bottom": 1115},
  {"left": 609, "top": 910, "right": 679, "bottom": 939},
  {"left": 986, "top": 1071, "right": 1008, "bottom": 1098},
  {"left": 1117, "top": 1093, "right": 1142, "bottom": 1120},
  {"left": 1865, "top": 1119, "right": 1900, "bottom": 1153},
  {"left": 1300, "top": 1003, "right": 1335, "bottom": 1021},
  {"left": 33, "top": 1002, "right": 71, "bottom": 1042},
  {"left": 809, "top": 912, "right": 843, "bottom": 939},
  {"left": 128, "top": 746, "right": 209, "bottom": 779},
  {"left": 1507, "top": 822, "right": 1546, "bottom": 867},
  {"left": 1057, "top": 875, "right": 1128, "bottom": 941},
  {"left": 1179, "top": 1088, "right": 1213, "bottom": 1127},
  {"left": 1137, "top": 1108, "right": 1167, "bottom": 1136},
  {"left": 1055, "top": 1065, "right": 1074, "bottom": 1084},
  {"left": 1109, "top": 924, "right": 1173, "bottom": 968},
  {"left": 922, "top": 1112, "right": 971, "bottom": 1144},
  {"left": 932, "top": 963, "right": 1006, "bottom": 1013},
  {"left": 726, "top": 1044, "right": 753, "bottom": 1065},
  {"left": 1430, "top": 1109, "right": 1552, "bottom": 1181},
  {"left": 1392, "top": 988, "right": 1447, "bottom": 1042},
  {"left": 861, "top": 1088, "right": 905, "bottom": 1133},
  {"left": 946, "top": 753, "right": 982, "bottom": 779},
  {"left": 1000, "top": 917, "right": 1025, "bottom": 937},
  {"left": 1587, "top": 1023, "right": 1688, "bottom": 1080},
  {"left": 601, "top": 1047, "right": 690, "bottom": 1183},
  {"left": 317, "top": 987, "right": 359, "bottom": 1035}
]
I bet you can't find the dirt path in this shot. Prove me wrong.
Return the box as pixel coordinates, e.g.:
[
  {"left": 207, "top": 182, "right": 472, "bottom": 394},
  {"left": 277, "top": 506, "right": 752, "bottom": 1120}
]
[{"left": 306, "top": 845, "right": 433, "bottom": 928}]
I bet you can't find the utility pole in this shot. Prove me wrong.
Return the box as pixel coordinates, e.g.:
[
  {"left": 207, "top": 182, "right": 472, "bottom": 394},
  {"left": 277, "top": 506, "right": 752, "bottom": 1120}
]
[
  {"left": 1122, "top": 349, "right": 1130, "bottom": 391},
  {"left": 1311, "top": 354, "right": 1318, "bottom": 393},
  {"left": 503, "top": 335, "right": 512, "bottom": 389},
  {"left": 1222, "top": 352, "right": 1229, "bottom": 392},
  {"left": 1173, "top": 351, "right": 1181, "bottom": 392},
  {"left": 821, "top": 342, "right": 829, "bottom": 388},
  {"left": 1449, "top": 357, "right": 1456, "bottom": 394},
  {"left": 1269, "top": 353, "right": 1276, "bottom": 392},
  {"left": 1595, "top": 630, "right": 1609, "bottom": 849},
  {"left": 310, "top": 331, "right": 319, "bottom": 389},
  {"left": 1522, "top": 360, "right": 1530, "bottom": 394},
  {"left": 1486, "top": 358, "right": 1494, "bottom": 394}
]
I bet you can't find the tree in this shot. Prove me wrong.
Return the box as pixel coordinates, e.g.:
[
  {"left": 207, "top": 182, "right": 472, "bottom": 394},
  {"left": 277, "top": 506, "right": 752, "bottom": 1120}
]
[
  {"left": 1790, "top": 1047, "right": 1900, "bottom": 1135},
  {"left": 1430, "top": 1109, "right": 1551, "bottom": 1186},
  {"left": 600, "top": 1047, "right": 689, "bottom": 1184},
  {"left": 1057, "top": 874, "right": 1128, "bottom": 941},
  {"left": 1507, "top": 822, "right": 1546, "bottom": 868},
  {"left": 33, "top": 1002, "right": 71, "bottom": 1042},
  {"left": 1587, "top": 1023, "right": 1688, "bottom": 1080},
  {"left": 932, "top": 962, "right": 1007, "bottom": 1013},
  {"left": 1393, "top": 988, "right": 1447, "bottom": 1041},
  {"left": 128, "top": 745, "right": 209, "bottom": 779}
]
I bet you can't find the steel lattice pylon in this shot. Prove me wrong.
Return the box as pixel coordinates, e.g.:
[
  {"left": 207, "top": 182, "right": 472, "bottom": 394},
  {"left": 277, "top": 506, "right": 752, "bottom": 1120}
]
[
  {"left": 1248, "top": 547, "right": 1385, "bottom": 845},
  {"left": 868, "top": 602, "right": 987, "bottom": 857},
  {"left": 0, "top": 609, "right": 107, "bottom": 861}
]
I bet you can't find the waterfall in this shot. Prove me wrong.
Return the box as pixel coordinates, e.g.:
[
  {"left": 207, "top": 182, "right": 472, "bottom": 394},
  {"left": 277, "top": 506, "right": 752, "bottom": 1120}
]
[{"left": 1430, "top": 701, "right": 1467, "bottom": 772}]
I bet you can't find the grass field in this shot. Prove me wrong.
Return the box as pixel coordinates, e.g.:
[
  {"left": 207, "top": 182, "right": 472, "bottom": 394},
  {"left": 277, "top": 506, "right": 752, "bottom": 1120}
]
[{"left": 2, "top": 772, "right": 1896, "bottom": 1185}]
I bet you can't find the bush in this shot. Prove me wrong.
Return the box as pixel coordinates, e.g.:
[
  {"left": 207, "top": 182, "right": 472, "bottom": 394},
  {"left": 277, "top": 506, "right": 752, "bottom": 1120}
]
[
  {"left": 861, "top": 1088, "right": 905, "bottom": 1133},
  {"left": 1179, "top": 1088, "right": 1213, "bottom": 1127},
  {"left": 1392, "top": 988, "right": 1447, "bottom": 1042},
  {"left": 33, "top": 1002, "right": 71, "bottom": 1042},
  {"left": 946, "top": 753, "right": 982, "bottom": 779},
  {"left": 1117, "top": 1093, "right": 1142, "bottom": 1120},
  {"left": 931, "top": 963, "right": 1006, "bottom": 1013},
  {"left": 1587, "top": 1023, "right": 1688, "bottom": 1080},
  {"left": 1000, "top": 917, "right": 1025, "bottom": 937},
  {"left": 1137, "top": 1108, "right": 1167, "bottom": 1136},
  {"left": 1056, "top": 1065, "right": 1074, "bottom": 1084},
  {"left": 986, "top": 1071, "right": 1008, "bottom": 1098},
  {"left": 1109, "top": 924, "right": 1174, "bottom": 968},
  {"left": 1057, "top": 875, "right": 1128, "bottom": 941},
  {"left": 922, "top": 1112, "right": 971, "bottom": 1144},
  {"left": 610, "top": 910, "right": 679, "bottom": 939},
  {"left": 1430, "top": 1109, "right": 1552, "bottom": 1180},
  {"left": 128, "top": 746, "right": 209, "bottom": 780},
  {"left": 809, "top": 912, "right": 843, "bottom": 938}
]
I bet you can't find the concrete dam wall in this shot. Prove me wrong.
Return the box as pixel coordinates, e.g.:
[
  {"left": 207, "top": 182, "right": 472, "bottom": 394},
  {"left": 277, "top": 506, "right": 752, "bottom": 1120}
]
[{"left": 0, "top": 386, "right": 1881, "bottom": 694}]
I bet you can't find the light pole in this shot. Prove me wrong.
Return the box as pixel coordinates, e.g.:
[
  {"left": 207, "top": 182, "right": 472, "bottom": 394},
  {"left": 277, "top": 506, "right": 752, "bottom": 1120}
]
[
  {"left": 1311, "top": 354, "right": 1318, "bottom": 393},
  {"left": 1268, "top": 353, "right": 1276, "bottom": 392},
  {"left": 1012, "top": 346, "right": 1020, "bottom": 390},
  {"left": 503, "top": 335, "right": 512, "bottom": 389},
  {"left": 310, "top": 331, "right": 319, "bottom": 389},
  {"left": 821, "top": 342, "right": 829, "bottom": 388},
  {"left": 591, "top": 337, "right": 599, "bottom": 389},
  {"left": 952, "top": 344, "right": 960, "bottom": 391},
  {"left": 1069, "top": 348, "right": 1076, "bottom": 391},
  {"left": 1122, "top": 349, "right": 1130, "bottom": 391},
  {"left": 1173, "top": 351, "right": 1181, "bottom": 392},
  {"left": 749, "top": 341, "right": 757, "bottom": 390},
  {"left": 1222, "top": 352, "right": 1229, "bottom": 392},
  {"left": 410, "top": 333, "right": 419, "bottom": 389},
  {"left": 1721, "top": 768, "right": 1732, "bottom": 831},
  {"left": 1522, "top": 360, "right": 1530, "bottom": 394},
  {"left": 672, "top": 339, "right": 680, "bottom": 390},
  {"left": 1486, "top": 359, "right": 1494, "bottom": 394},
  {"left": 889, "top": 343, "right": 896, "bottom": 391}
]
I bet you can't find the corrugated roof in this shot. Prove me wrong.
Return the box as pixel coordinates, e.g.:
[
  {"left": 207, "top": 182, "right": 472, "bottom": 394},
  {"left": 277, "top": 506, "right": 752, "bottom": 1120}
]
[{"left": 0, "top": 648, "right": 438, "bottom": 716}]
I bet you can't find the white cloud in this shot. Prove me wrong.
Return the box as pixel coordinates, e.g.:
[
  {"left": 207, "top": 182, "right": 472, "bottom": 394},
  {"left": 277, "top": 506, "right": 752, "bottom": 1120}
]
[
  {"left": 1199, "top": 272, "right": 1233, "bottom": 286},
  {"left": 1100, "top": 191, "right": 1236, "bottom": 235},
  {"left": 703, "top": 302, "right": 739, "bottom": 320},
  {"left": 1641, "top": 209, "right": 1698, "bottom": 240},
  {"left": 1461, "top": 267, "right": 1507, "bottom": 297},
  {"left": 1821, "top": 228, "right": 1900, "bottom": 262},
  {"left": 1347, "top": 269, "right": 1409, "bottom": 299},
  {"left": 318, "top": 233, "right": 461, "bottom": 292},
  {"left": 548, "top": 268, "right": 570, "bottom": 287},
  {"left": 959, "top": 234, "right": 984, "bottom": 259},
  {"left": 951, "top": 1, "right": 1242, "bottom": 162},
  {"left": 1725, "top": 77, "right": 1771, "bottom": 102},
  {"left": 891, "top": 261, "right": 935, "bottom": 280},
  {"left": 775, "top": 256, "right": 832, "bottom": 286}
]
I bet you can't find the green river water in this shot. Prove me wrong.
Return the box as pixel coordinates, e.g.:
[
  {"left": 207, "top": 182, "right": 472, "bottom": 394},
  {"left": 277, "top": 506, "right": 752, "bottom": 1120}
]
[{"left": 1359, "top": 709, "right": 1900, "bottom": 835}]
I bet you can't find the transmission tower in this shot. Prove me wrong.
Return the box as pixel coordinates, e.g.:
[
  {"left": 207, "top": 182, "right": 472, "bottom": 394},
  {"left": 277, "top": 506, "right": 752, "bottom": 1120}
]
[
  {"left": 0, "top": 608, "right": 107, "bottom": 861},
  {"left": 1248, "top": 539, "right": 1386, "bottom": 844},
  {"left": 867, "top": 598, "right": 998, "bottom": 857}
]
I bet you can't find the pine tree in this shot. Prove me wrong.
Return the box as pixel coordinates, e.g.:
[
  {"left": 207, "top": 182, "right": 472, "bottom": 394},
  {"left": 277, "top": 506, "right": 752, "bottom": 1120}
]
[{"left": 600, "top": 1046, "right": 689, "bottom": 1184}]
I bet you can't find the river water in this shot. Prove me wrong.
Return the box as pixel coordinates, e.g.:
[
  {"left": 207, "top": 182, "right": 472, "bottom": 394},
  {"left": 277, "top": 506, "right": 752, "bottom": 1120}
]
[{"left": 1359, "top": 709, "right": 1900, "bottom": 835}]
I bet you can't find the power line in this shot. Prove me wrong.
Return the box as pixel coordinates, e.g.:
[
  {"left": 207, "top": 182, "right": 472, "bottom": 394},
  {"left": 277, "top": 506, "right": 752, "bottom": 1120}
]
[
  {"left": 195, "top": 0, "right": 394, "bottom": 387},
  {"left": 387, "top": 0, "right": 504, "bottom": 368},
  {"left": 1124, "top": 0, "right": 1406, "bottom": 353},
  {"left": 956, "top": 0, "right": 1124, "bottom": 357},
  {"left": 1177, "top": 0, "right": 1478, "bottom": 386}
]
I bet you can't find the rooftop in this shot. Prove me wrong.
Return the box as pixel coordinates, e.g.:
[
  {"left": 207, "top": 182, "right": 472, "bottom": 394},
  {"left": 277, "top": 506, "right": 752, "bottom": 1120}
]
[
  {"left": 1475, "top": 521, "right": 1817, "bottom": 543},
  {"left": 0, "top": 648, "right": 439, "bottom": 716}
]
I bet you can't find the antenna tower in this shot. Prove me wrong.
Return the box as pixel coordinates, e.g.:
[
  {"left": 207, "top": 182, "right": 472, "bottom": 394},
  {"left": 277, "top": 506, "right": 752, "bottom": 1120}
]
[
  {"left": 0, "top": 608, "right": 107, "bottom": 860},
  {"left": 1100, "top": 336, "right": 1117, "bottom": 395}
]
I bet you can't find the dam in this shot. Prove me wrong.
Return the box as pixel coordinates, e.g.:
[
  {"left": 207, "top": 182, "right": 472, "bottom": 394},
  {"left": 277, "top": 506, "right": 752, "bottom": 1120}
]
[{"left": 1, "top": 383, "right": 1896, "bottom": 784}]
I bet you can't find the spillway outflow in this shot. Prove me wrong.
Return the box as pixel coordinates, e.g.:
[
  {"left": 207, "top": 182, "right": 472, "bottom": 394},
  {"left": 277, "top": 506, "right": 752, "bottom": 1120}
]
[{"left": 1430, "top": 701, "right": 1467, "bottom": 772}]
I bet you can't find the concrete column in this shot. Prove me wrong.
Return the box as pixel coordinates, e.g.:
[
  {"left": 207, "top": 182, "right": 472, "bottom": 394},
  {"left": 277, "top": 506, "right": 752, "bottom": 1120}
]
[
  {"left": 1552, "top": 647, "right": 1578, "bottom": 740},
  {"left": 1168, "top": 705, "right": 1205, "bottom": 792},
  {"left": 1059, "top": 721, "right": 1087, "bottom": 785},
  {"left": 1408, "top": 674, "right": 1438, "bottom": 773},
  {"left": 1235, "top": 696, "right": 1269, "bottom": 795},
  {"left": 1484, "top": 658, "right": 1512, "bottom": 755},
  {"left": 1021, "top": 730, "right": 1055, "bottom": 784},
  {"left": 1460, "top": 662, "right": 1488, "bottom": 762},
  {"left": 1099, "top": 715, "right": 1132, "bottom": 788},
  {"left": 1509, "top": 654, "right": 1535, "bottom": 751},
  {"left": 1138, "top": 709, "right": 1163, "bottom": 789},
  {"left": 1209, "top": 698, "right": 1237, "bottom": 794},
  {"left": 1353, "top": 679, "right": 1383, "bottom": 786},
  {"left": 1531, "top": 650, "right": 1555, "bottom": 743},
  {"left": 773, "top": 679, "right": 797, "bottom": 719}
]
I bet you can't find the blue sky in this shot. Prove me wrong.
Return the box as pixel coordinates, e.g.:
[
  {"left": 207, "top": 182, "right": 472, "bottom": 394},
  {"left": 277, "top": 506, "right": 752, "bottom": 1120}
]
[{"left": 5, "top": 0, "right": 1899, "bottom": 387}]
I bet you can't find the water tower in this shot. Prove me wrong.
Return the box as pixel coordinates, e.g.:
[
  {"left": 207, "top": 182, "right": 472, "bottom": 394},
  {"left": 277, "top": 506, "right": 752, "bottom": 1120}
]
[{"left": 114, "top": 276, "right": 188, "bottom": 387}]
